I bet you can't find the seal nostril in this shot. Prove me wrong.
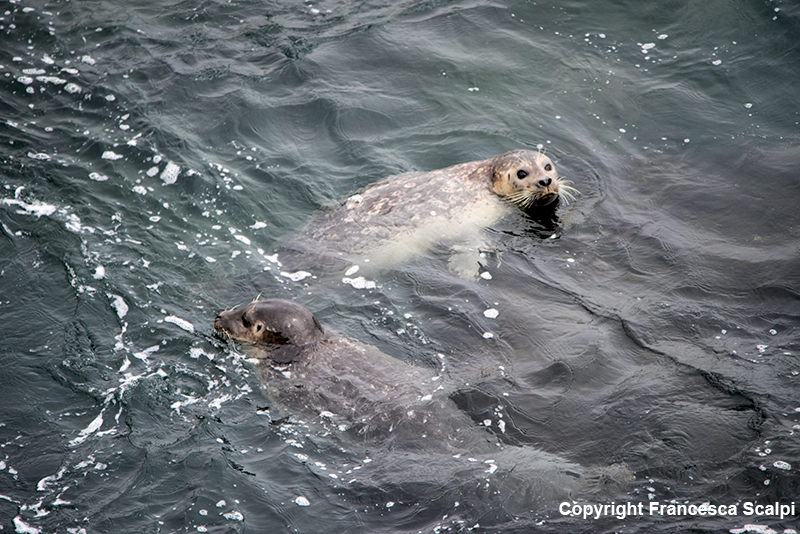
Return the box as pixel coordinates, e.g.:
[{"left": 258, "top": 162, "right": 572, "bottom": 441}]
[{"left": 539, "top": 178, "right": 552, "bottom": 187}]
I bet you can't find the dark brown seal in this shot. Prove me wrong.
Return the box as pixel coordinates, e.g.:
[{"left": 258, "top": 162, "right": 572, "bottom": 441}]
[
  {"left": 213, "top": 299, "right": 628, "bottom": 515},
  {"left": 215, "top": 298, "right": 475, "bottom": 447}
]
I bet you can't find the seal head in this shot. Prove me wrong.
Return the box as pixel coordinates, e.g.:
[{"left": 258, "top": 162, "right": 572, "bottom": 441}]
[
  {"left": 214, "top": 298, "right": 324, "bottom": 363},
  {"left": 489, "top": 150, "right": 574, "bottom": 208}
]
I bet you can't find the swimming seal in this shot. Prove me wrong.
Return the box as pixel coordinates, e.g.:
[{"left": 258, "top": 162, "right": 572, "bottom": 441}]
[
  {"left": 215, "top": 298, "right": 552, "bottom": 450},
  {"left": 215, "top": 298, "right": 479, "bottom": 447},
  {"left": 214, "top": 299, "right": 628, "bottom": 516},
  {"left": 281, "top": 150, "right": 577, "bottom": 270}
]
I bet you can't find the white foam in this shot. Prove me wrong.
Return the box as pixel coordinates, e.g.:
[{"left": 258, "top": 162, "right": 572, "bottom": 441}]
[
  {"left": 208, "top": 394, "right": 233, "bottom": 410},
  {"left": 64, "top": 83, "right": 81, "bottom": 94},
  {"left": 223, "top": 511, "right": 244, "bottom": 521},
  {"left": 342, "top": 276, "right": 376, "bottom": 290},
  {"left": 345, "top": 265, "right": 359, "bottom": 276},
  {"left": 730, "top": 526, "right": 778, "bottom": 534},
  {"left": 282, "top": 271, "right": 312, "bottom": 282},
  {"left": 170, "top": 396, "right": 200, "bottom": 415},
  {"left": 13, "top": 516, "right": 41, "bottom": 534},
  {"left": 101, "top": 151, "right": 123, "bottom": 161},
  {"left": 68, "top": 409, "right": 105, "bottom": 447},
  {"left": 189, "top": 347, "right": 214, "bottom": 360},
  {"left": 88, "top": 172, "right": 109, "bottom": 182},
  {"left": 160, "top": 161, "right": 180, "bottom": 184},
  {"left": 64, "top": 212, "right": 89, "bottom": 234},
  {"left": 165, "top": 315, "right": 194, "bottom": 333},
  {"left": 133, "top": 344, "right": 159, "bottom": 361},
  {"left": 108, "top": 294, "right": 128, "bottom": 319},
  {"left": 36, "top": 75, "right": 66, "bottom": 85},
  {"left": 293, "top": 496, "right": 310, "bottom": 506},
  {"left": 36, "top": 466, "right": 66, "bottom": 491},
  {"left": 234, "top": 234, "right": 251, "bottom": 245},
  {"left": 81, "top": 55, "right": 96, "bottom": 65},
  {"left": 93, "top": 266, "right": 105, "bottom": 280},
  {"left": 1, "top": 198, "right": 57, "bottom": 217},
  {"left": 483, "top": 308, "right": 499, "bottom": 319}
]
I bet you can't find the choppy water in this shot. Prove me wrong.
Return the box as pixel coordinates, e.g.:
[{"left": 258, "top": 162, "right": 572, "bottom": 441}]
[{"left": 1, "top": 0, "right": 799, "bottom": 532}]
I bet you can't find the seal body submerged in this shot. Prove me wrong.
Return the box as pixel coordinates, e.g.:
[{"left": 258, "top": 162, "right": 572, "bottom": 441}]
[
  {"left": 215, "top": 298, "right": 471, "bottom": 448},
  {"left": 214, "top": 299, "right": 630, "bottom": 517},
  {"left": 281, "top": 150, "right": 575, "bottom": 269}
]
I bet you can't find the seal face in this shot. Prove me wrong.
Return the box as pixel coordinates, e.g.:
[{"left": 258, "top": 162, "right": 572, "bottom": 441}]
[
  {"left": 489, "top": 150, "right": 569, "bottom": 208},
  {"left": 214, "top": 298, "right": 324, "bottom": 363}
]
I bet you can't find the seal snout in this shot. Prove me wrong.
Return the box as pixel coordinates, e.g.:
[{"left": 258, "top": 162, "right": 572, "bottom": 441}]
[
  {"left": 214, "top": 313, "right": 231, "bottom": 335},
  {"left": 539, "top": 177, "right": 552, "bottom": 187}
]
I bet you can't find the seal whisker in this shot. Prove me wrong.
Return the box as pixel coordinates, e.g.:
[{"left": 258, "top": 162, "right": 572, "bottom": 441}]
[{"left": 556, "top": 179, "right": 579, "bottom": 204}]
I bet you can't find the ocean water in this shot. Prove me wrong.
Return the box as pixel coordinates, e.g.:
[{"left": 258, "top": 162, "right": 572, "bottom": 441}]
[{"left": 1, "top": 0, "right": 799, "bottom": 532}]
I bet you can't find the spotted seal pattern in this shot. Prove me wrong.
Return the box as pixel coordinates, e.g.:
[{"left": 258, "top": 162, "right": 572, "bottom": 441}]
[{"left": 284, "top": 150, "right": 575, "bottom": 267}]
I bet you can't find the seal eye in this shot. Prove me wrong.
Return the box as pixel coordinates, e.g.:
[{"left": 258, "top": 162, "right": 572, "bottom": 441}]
[
  {"left": 256, "top": 323, "right": 263, "bottom": 332},
  {"left": 516, "top": 170, "right": 528, "bottom": 180},
  {"left": 544, "top": 163, "right": 552, "bottom": 172}
]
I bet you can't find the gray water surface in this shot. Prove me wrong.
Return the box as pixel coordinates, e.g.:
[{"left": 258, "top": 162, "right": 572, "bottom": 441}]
[{"left": 1, "top": 0, "right": 799, "bottom": 532}]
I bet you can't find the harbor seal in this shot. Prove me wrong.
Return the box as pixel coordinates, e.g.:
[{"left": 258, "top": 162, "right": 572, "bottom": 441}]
[
  {"left": 279, "top": 150, "right": 576, "bottom": 272},
  {"left": 214, "top": 298, "right": 474, "bottom": 448},
  {"left": 213, "top": 299, "right": 631, "bottom": 519}
]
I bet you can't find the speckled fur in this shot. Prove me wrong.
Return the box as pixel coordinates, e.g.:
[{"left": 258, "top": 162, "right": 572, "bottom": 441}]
[{"left": 287, "top": 150, "right": 561, "bottom": 266}]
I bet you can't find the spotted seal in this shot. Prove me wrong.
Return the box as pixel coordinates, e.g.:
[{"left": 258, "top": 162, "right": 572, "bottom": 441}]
[{"left": 280, "top": 150, "right": 576, "bottom": 272}]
